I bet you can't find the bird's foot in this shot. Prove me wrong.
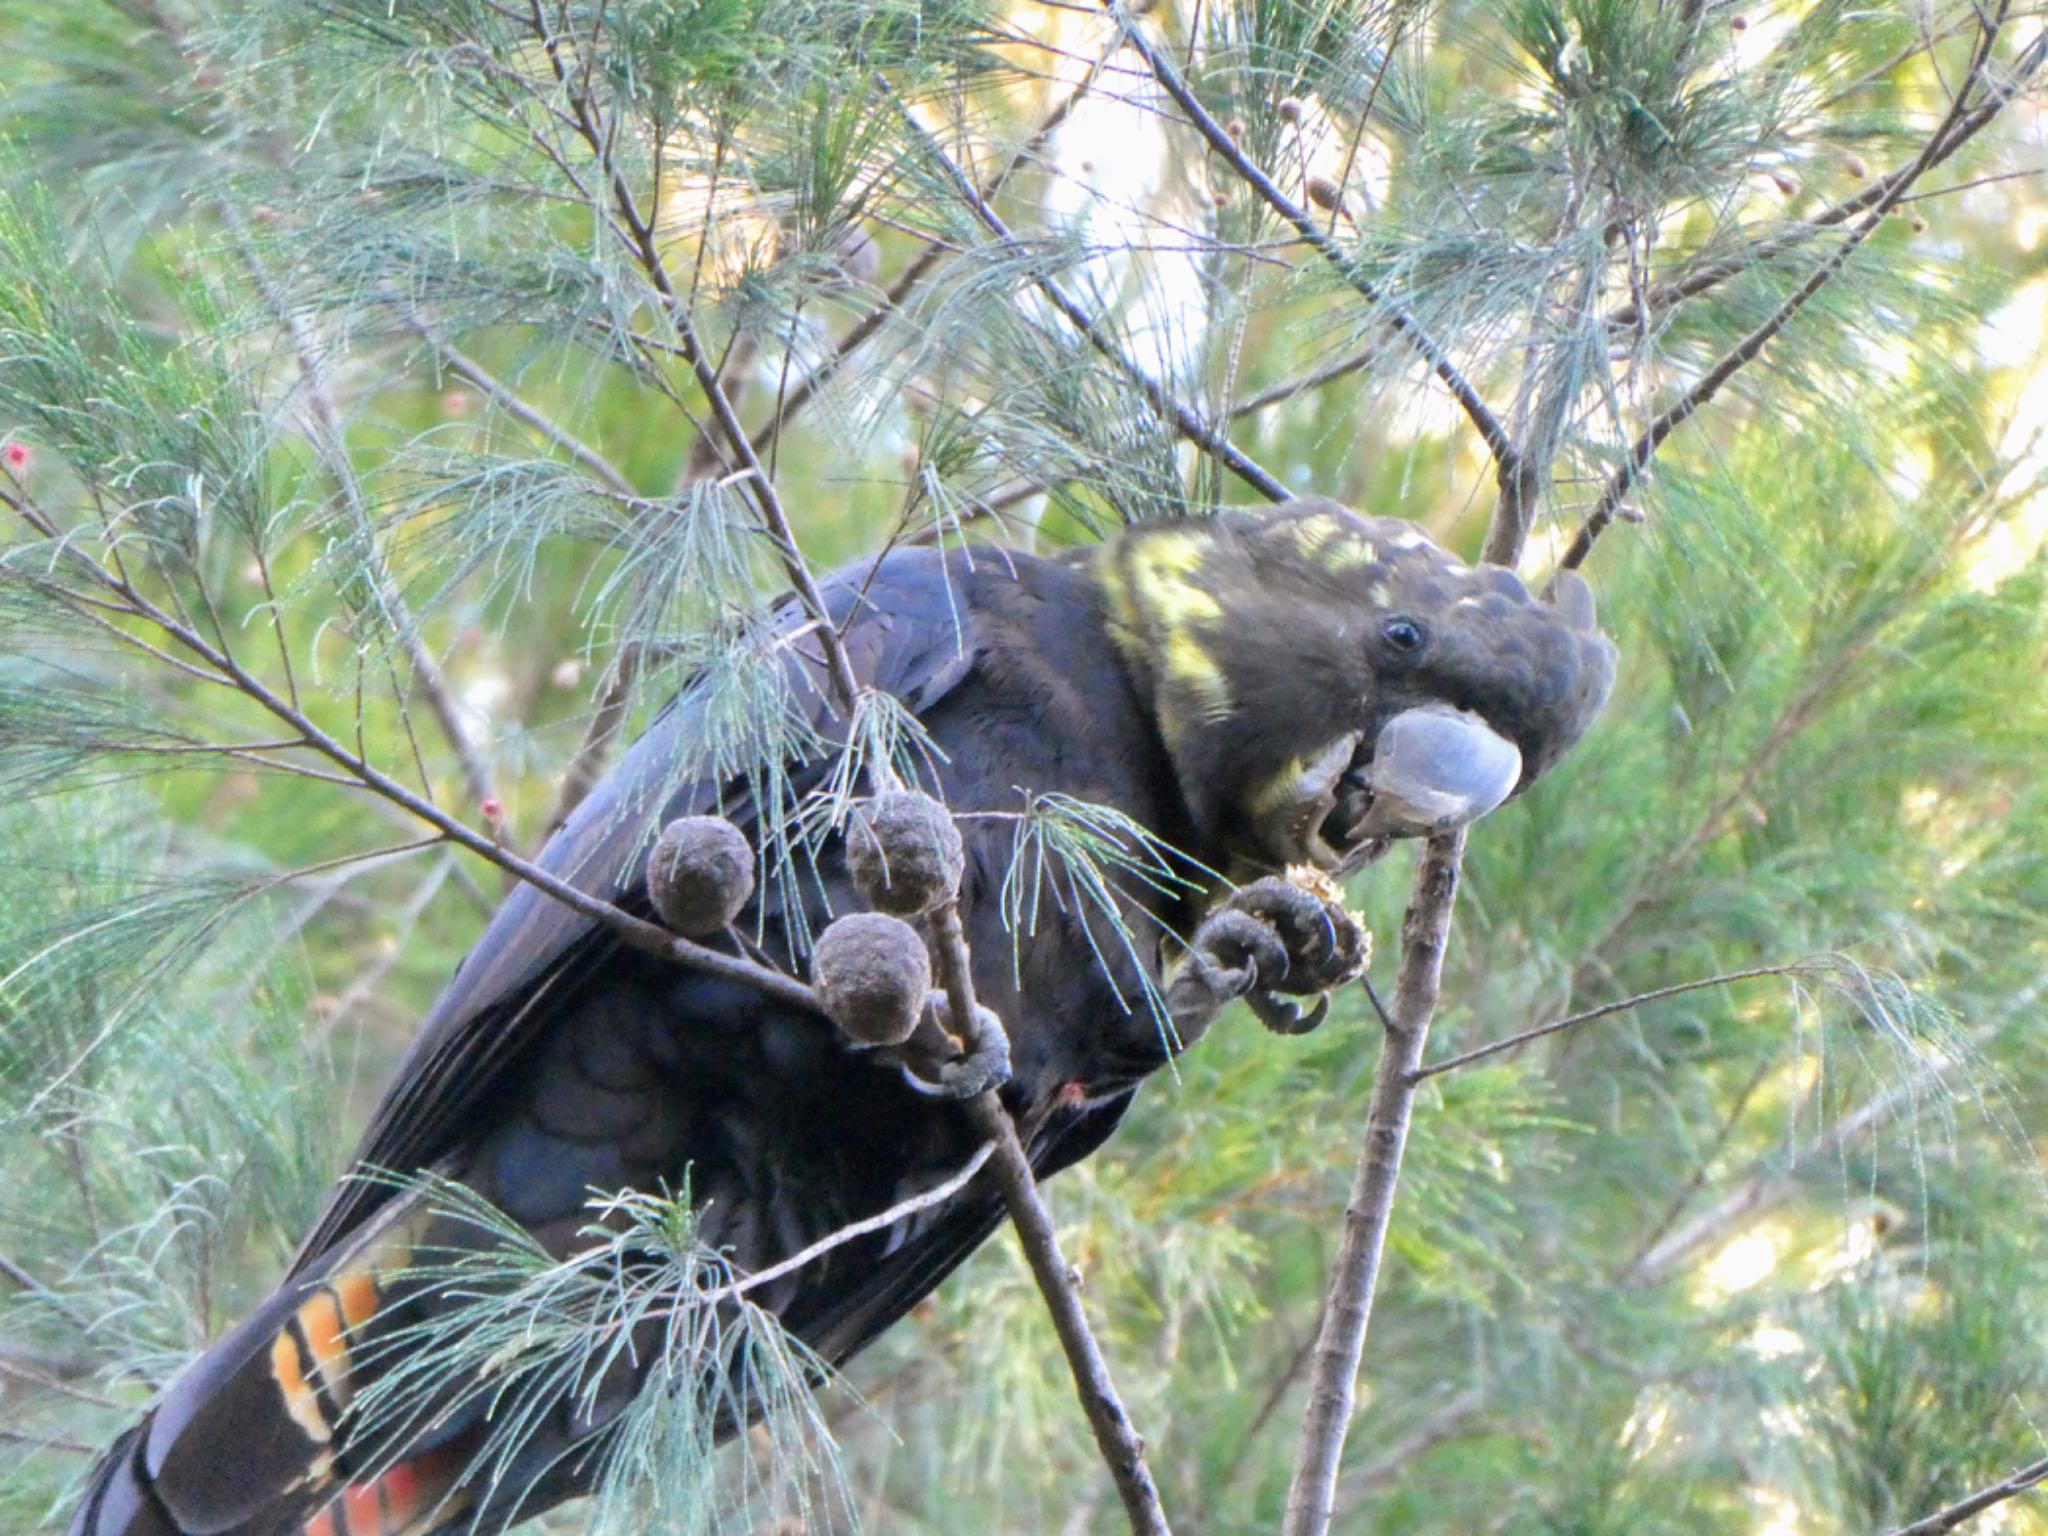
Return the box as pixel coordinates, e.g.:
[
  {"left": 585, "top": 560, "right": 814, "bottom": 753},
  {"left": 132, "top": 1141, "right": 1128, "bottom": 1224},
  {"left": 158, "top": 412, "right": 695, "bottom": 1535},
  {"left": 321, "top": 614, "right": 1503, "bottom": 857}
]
[
  {"left": 890, "top": 991, "right": 1014, "bottom": 1099},
  {"left": 1226, "top": 873, "right": 1370, "bottom": 996},
  {"left": 1170, "top": 873, "right": 1369, "bottom": 1039},
  {"left": 1245, "top": 988, "right": 1332, "bottom": 1036}
]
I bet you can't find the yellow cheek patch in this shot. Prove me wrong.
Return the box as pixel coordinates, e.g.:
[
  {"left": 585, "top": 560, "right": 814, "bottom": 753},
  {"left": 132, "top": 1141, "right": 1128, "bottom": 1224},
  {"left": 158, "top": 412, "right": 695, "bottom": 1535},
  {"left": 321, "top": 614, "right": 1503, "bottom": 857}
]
[
  {"left": 1128, "top": 532, "right": 1223, "bottom": 627},
  {"left": 1097, "top": 561, "right": 1139, "bottom": 631},
  {"left": 1248, "top": 757, "right": 1309, "bottom": 821},
  {"left": 1163, "top": 631, "right": 1231, "bottom": 721},
  {"left": 1288, "top": 513, "right": 1346, "bottom": 556}
]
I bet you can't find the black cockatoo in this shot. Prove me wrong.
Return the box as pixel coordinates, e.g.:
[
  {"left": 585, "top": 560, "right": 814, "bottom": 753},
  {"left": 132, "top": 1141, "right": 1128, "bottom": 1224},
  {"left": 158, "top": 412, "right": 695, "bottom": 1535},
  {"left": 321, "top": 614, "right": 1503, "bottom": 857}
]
[{"left": 70, "top": 499, "right": 1616, "bottom": 1536}]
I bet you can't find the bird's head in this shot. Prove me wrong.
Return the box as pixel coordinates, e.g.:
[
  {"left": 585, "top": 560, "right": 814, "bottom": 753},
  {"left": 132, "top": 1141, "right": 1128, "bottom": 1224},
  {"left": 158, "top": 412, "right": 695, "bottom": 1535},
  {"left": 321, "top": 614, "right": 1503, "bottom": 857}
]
[{"left": 1097, "top": 499, "right": 1617, "bottom": 873}]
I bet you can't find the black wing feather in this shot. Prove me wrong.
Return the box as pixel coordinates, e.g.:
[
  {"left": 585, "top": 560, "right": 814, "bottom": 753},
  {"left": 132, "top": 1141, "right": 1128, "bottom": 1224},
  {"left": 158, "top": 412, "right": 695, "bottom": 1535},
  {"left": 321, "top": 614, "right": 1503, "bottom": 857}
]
[{"left": 294, "top": 554, "right": 982, "bottom": 1271}]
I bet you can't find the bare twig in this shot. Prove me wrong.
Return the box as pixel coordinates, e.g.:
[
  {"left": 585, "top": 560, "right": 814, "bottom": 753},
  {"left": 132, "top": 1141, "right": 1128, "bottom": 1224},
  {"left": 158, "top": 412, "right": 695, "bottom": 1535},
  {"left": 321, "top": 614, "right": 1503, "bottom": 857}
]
[
  {"left": 679, "top": 334, "right": 758, "bottom": 488},
  {"left": 1606, "top": 49, "right": 2037, "bottom": 335},
  {"left": 226, "top": 214, "right": 497, "bottom": 806},
  {"left": 0, "top": 1251, "right": 96, "bottom": 1338},
  {"left": 0, "top": 1354, "right": 122, "bottom": 1410},
  {"left": 1345, "top": 1383, "right": 1487, "bottom": 1492},
  {"left": 964, "top": 1096, "right": 1175, "bottom": 1536},
  {"left": 3, "top": 489, "right": 816, "bottom": 1013},
  {"left": 885, "top": 79, "right": 1292, "bottom": 505},
  {"left": 1228, "top": 344, "right": 1379, "bottom": 419},
  {"left": 404, "top": 315, "right": 638, "bottom": 498},
  {"left": 526, "top": 8, "right": 866, "bottom": 717},
  {"left": 747, "top": 34, "right": 1126, "bottom": 463},
  {"left": 1560, "top": 8, "right": 2024, "bottom": 570},
  {"left": 1282, "top": 830, "right": 1465, "bottom": 1536},
  {"left": 711, "top": 1143, "right": 996, "bottom": 1306},
  {"left": 925, "top": 890, "right": 1174, "bottom": 1535},
  {"left": 545, "top": 644, "right": 640, "bottom": 835},
  {"left": 1117, "top": 19, "right": 1519, "bottom": 497},
  {"left": 1617, "top": 1057, "right": 1958, "bottom": 1289},
  {"left": 1883, "top": 1457, "right": 2048, "bottom": 1534},
  {"left": 1228, "top": 1318, "right": 1320, "bottom": 1483},
  {"left": 314, "top": 856, "right": 458, "bottom": 1044},
  {"left": 1613, "top": 1054, "right": 1775, "bottom": 1283},
  {"left": 0, "top": 1426, "right": 97, "bottom": 1455},
  {"left": 1410, "top": 963, "right": 1800, "bottom": 1082}
]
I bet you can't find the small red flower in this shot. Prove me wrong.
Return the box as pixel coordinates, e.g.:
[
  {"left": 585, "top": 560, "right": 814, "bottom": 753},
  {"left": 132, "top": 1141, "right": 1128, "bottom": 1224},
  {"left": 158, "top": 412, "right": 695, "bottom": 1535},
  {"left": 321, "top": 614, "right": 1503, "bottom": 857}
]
[
  {"left": 2, "top": 443, "right": 28, "bottom": 475},
  {"left": 480, "top": 796, "right": 504, "bottom": 823}
]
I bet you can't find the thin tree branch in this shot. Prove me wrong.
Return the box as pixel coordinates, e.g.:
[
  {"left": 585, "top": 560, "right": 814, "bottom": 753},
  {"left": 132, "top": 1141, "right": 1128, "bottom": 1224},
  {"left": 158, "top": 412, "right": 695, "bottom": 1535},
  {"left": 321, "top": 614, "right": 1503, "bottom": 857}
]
[
  {"left": 1605, "top": 43, "right": 2039, "bottom": 335},
  {"left": 1560, "top": 7, "right": 2023, "bottom": 570},
  {"left": 1228, "top": 344, "right": 1378, "bottom": 419},
  {"left": 315, "top": 857, "right": 457, "bottom": 1044},
  {"left": 0, "top": 1426, "right": 97, "bottom": 1456},
  {"left": 1282, "top": 829, "right": 1465, "bottom": 1536},
  {"left": 180, "top": 86, "right": 1179, "bottom": 1503},
  {"left": 1116, "top": 17, "right": 1519, "bottom": 497},
  {"left": 923, "top": 885, "right": 1173, "bottom": 1535},
  {"left": 0, "top": 1251, "right": 96, "bottom": 1338},
  {"left": 1410, "top": 963, "right": 1800, "bottom": 1082},
  {"left": 531, "top": 16, "right": 866, "bottom": 716},
  {"left": 5, "top": 498, "right": 818, "bottom": 1013},
  {"left": 0, "top": 1354, "right": 123, "bottom": 1410},
  {"left": 1616, "top": 1056, "right": 1959, "bottom": 1289},
  {"left": 1612, "top": 1054, "right": 1775, "bottom": 1283},
  {"left": 1344, "top": 1383, "right": 1487, "bottom": 1492},
  {"left": 964, "top": 1093, "right": 1175, "bottom": 1536},
  {"left": 404, "top": 314, "right": 639, "bottom": 498},
  {"left": 710, "top": 1142, "right": 996, "bottom": 1306},
  {"left": 1883, "top": 1457, "right": 2048, "bottom": 1535},
  {"left": 226, "top": 212, "right": 497, "bottom": 806},
  {"left": 885, "top": 79, "right": 1292, "bottom": 505},
  {"left": 545, "top": 643, "right": 639, "bottom": 835},
  {"left": 1565, "top": 460, "right": 2020, "bottom": 973},
  {"left": 746, "top": 32, "right": 1125, "bottom": 464}
]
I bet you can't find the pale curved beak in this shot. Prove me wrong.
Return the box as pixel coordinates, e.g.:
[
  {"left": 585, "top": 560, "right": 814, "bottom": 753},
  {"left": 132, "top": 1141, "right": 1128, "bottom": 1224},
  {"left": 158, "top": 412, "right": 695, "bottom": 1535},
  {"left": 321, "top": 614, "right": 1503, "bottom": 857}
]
[
  {"left": 1347, "top": 704, "right": 1522, "bottom": 843},
  {"left": 1281, "top": 706, "right": 1525, "bottom": 872}
]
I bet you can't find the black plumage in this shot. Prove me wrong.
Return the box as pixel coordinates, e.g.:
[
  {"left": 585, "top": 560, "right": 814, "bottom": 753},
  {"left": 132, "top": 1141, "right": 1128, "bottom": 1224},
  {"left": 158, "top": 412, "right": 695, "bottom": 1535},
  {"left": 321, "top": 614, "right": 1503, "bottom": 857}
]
[{"left": 68, "top": 500, "right": 1616, "bottom": 1536}]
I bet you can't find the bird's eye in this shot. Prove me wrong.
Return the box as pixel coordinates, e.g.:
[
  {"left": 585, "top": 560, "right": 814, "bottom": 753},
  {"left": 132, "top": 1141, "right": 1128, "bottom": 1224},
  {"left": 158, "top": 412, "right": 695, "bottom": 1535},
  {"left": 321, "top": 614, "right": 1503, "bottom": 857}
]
[{"left": 1381, "top": 617, "right": 1426, "bottom": 653}]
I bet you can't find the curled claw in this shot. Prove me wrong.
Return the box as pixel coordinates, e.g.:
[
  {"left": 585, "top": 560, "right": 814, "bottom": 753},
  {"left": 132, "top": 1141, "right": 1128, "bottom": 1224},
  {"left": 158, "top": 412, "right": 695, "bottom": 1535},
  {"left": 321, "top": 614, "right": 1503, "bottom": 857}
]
[
  {"left": 1247, "top": 988, "right": 1332, "bottom": 1036},
  {"left": 1227, "top": 878, "right": 1368, "bottom": 995},
  {"left": 1188, "top": 906, "right": 1290, "bottom": 992}
]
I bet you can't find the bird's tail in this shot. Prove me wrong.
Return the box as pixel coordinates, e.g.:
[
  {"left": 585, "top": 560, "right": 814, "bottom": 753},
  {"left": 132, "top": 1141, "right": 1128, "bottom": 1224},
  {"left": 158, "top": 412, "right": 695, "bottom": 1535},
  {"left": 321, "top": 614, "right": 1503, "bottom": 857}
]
[{"left": 66, "top": 1196, "right": 472, "bottom": 1536}]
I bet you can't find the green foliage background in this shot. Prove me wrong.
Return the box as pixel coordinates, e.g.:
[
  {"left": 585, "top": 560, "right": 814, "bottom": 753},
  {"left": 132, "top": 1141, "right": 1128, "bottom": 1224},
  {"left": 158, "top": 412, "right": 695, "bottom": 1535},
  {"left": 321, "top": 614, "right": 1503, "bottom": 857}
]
[{"left": 1, "top": 1, "right": 2046, "bottom": 1533}]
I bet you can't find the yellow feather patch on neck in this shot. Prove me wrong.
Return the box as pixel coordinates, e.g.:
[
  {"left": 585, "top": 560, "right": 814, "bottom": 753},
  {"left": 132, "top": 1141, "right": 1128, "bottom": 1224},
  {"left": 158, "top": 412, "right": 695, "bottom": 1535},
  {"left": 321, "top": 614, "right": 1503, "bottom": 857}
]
[
  {"left": 1163, "top": 630, "right": 1231, "bottom": 722},
  {"left": 1099, "top": 528, "right": 1233, "bottom": 747},
  {"left": 1127, "top": 530, "right": 1224, "bottom": 626}
]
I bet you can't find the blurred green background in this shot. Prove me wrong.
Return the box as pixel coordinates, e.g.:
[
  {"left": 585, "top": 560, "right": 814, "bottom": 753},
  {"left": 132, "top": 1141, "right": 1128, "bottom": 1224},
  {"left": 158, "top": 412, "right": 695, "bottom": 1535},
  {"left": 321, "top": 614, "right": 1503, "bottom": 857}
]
[{"left": 1, "top": 2, "right": 2047, "bottom": 1532}]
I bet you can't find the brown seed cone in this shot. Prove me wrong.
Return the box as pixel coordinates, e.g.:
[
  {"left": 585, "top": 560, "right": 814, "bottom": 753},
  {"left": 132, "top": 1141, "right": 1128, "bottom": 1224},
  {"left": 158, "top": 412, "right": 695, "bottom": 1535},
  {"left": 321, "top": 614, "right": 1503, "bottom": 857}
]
[
  {"left": 846, "top": 790, "right": 965, "bottom": 916},
  {"left": 812, "top": 912, "right": 933, "bottom": 1046},
  {"left": 646, "top": 815, "right": 755, "bottom": 937}
]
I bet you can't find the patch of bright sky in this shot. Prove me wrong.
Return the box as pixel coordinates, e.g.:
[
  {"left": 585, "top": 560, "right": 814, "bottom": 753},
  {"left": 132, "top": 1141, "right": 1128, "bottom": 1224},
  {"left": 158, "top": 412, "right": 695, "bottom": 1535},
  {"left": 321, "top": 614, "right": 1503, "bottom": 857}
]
[
  {"left": 1965, "top": 277, "right": 2048, "bottom": 592},
  {"left": 1694, "top": 1222, "right": 1790, "bottom": 1304},
  {"left": 1041, "top": 33, "right": 1214, "bottom": 391}
]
